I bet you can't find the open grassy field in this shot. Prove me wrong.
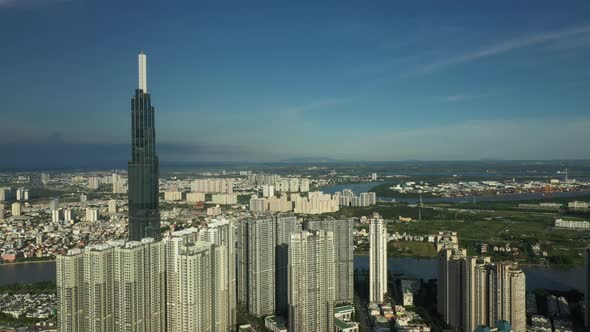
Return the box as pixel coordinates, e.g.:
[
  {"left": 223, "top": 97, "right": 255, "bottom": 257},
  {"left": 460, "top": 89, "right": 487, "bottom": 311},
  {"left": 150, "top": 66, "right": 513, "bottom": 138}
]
[
  {"left": 347, "top": 202, "right": 590, "bottom": 266},
  {"left": 389, "top": 241, "right": 437, "bottom": 257}
]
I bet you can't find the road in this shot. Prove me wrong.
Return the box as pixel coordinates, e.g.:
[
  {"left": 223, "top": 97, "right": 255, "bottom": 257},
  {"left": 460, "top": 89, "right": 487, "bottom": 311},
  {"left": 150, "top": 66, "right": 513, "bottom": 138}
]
[{"left": 354, "top": 293, "right": 372, "bottom": 332}]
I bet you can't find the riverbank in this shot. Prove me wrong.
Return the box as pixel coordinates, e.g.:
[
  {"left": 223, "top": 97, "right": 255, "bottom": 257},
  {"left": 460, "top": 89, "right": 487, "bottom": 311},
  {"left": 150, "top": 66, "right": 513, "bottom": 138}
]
[
  {"left": 1, "top": 259, "right": 55, "bottom": 266},
  {"left": 353, "top": 250, "right": 582, "bottom": 270}
]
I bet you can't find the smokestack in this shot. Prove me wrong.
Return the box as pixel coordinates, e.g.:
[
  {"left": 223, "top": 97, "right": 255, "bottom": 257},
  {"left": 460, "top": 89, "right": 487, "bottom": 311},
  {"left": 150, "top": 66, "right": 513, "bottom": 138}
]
[{"left": 138, "top": 52, "right": 147, "bottom": 92}]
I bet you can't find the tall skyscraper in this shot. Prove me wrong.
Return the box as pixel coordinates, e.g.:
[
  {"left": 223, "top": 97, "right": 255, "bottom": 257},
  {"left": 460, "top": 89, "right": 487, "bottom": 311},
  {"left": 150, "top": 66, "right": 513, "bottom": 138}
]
[
  {"left": 163, "top": 229, "right": 199, "bottom": 332},
  {"left": 274, "top": 214, "right": 302, "bottom": 317},
  {"left": 369, "top": 215, "right": 388, "bottom": 303},
  {"left": 437, "top": 247, "right": 526, "bottom": 332},
  {"left": 237, "top": 217, "right": 276, "bottom": 317},
  {"left": 128, "top": 52, "right": 161, "bottom": 241},
  {"left": 585, "top": 248, "right": 590, "bottom": 328},
  {"left": 437, "top": 247, "right": 467, "bottom": 330},
  {"left": 56, "top": 249, "right": 84, "bottom": 332},
  {"left": 305, "top": 218, "right": 354, "bottom": 303},
  {"left": 288, "top": 230, "right": 335, "bottom": 332},
  {"left": 198, "top": 219, "right": 237, "bottom": 330},
  {"left": 82, "top": 244, "right": 115, "bottom": 332},
  {"left": 112, "top": 239, "right": 166, "bottom": 332},
  {"left": 464, "top": 256, "right": 492, "bottom": 332},
  {"left": 492, "top": 262, "right": 526, "bottom": 332},
  {"left": 164, "top": 234, "right": 227, "bottom": 332}
]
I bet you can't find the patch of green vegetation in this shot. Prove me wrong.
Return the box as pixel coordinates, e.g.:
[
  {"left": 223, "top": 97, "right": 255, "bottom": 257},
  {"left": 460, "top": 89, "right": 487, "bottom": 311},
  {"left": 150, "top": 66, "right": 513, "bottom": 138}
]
[
  {"left": 0, "top": 281, "right": 56, "bottom": 294},
  {"left": 238, "top": 194, "right": 251, "bottom": 205},
  {"left": 389, "top": 241, "right": 436, "bottom": 257},
  {"left": 13, "top": 256, "right": 55, "bottom": 263},
  {"left": 347, "top": 202, "right": 590, "bottom": 266},
  {"left": 327, "top": 203, "right": 446, "bottom": 220}
]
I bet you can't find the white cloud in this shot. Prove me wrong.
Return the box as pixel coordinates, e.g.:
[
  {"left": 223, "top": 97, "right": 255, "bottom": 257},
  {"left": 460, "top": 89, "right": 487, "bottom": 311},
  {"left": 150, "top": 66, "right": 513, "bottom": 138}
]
[
  {"left": 0, "top": 0, "right": 71, "bottom": 8},
  {"left": 444, "top": 93, "right": 493, "bottom": 102},
  {"left": 413, "top": 24, "right": 590, "bottom": 75},
  {"left": 281, "top": 98, "right": 346, "bottom": 116}
]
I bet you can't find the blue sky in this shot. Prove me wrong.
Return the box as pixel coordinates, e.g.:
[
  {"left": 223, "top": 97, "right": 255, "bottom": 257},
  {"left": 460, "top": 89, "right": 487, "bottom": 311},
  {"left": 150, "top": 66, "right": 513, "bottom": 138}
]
[{"left": 1, "top": 0, "right": 590, "bottom": 166}]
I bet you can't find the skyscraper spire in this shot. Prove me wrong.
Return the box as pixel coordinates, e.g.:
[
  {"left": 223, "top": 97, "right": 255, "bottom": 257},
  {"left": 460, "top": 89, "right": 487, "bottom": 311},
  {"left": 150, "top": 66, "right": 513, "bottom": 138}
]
[{"left": 138, "top": 52, "right": 147, "bottom": 92}]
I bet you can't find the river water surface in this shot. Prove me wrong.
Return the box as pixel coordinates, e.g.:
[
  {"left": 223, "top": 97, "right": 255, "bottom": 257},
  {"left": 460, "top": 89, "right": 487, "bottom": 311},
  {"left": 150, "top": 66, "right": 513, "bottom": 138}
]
[{"left": 0, "top": 257, "right": 583, "bottom": 293}]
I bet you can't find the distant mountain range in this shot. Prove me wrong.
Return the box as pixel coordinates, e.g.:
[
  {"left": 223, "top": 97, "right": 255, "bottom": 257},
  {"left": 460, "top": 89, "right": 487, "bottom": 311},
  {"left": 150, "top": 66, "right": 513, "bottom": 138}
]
[{"left": 279, "top": 157, "right": 340, "bottom": 163}]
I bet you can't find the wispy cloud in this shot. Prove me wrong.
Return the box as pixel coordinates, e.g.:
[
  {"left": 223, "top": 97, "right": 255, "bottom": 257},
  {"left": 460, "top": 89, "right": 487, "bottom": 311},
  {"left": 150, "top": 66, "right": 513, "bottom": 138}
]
[
  {"left": 412, "top": 24, "right": 590, "bottom": 75},
  {"left": 282, "top": 98, "right": 347, "bottom": 116},
  {"left": 0, "top": 0, "right": 71, "bottom": 8},
  {"left": 443, "top": 92, "right": 493, "bottom": 103}
]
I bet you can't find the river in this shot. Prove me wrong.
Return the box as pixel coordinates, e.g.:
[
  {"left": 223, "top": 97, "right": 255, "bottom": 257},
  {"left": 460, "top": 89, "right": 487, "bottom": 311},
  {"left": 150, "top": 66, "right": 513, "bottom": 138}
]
[
  {"left": 0, "top": 257, "right": 583, "bottom": 293},
  {"left": 353, "top": 256, "right": 585, "bottom": 292},
  {"left": 0, "top": 261, "right": 56, "bottom": 285}
]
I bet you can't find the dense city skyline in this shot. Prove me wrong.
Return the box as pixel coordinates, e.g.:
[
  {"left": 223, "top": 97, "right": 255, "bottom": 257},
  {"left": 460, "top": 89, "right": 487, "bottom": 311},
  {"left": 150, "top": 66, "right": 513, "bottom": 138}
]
[
  {"left": 2, "top": 2, "right": 590, "bottom": 332},
  {"left": 2, "top": 1, "right": 590, "bottom": 167}
]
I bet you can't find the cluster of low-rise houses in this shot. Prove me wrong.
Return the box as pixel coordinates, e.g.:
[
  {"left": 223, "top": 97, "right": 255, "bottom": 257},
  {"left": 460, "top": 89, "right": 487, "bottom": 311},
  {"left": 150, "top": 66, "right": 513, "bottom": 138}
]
[
  {"left": 0, "top": 293, "right": 56, "bottom": 321},
  {"left": 367, "top": 302, "right": 431, "bottom": 332},
  {"left": 3, "top": 172, "right": 381, "bottom": 263},
  {"left": 527, "top": 292, "right": 576, "bottom": 332},
  {"left": 0, "top": 198, "right": 128, "bottom": 263}
]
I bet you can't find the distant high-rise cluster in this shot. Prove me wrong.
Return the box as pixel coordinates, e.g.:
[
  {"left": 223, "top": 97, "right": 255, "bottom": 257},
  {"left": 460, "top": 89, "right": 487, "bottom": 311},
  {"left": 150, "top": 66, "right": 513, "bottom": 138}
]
[
  {"left": 211, "top": 193, "right": 238, "bottom": 205},
  {"left": 249, "top": 194, "right": 291, "bottom": 213},
  {"left": 15, "top": 187, "right": 29, "bottom": 201},
  {"left": 0, "top": 187, "right": 15, "bottom": 201},
  {"left": 438, "top": 246, "right": 526, "bottom": 332},
  {"left": 369, "top": 214, "right": 388, "bottom": 303},
  {"left": 84, "top": 208, "right": 98, "bottom": 222},
  {"left": 87, "top": 176, "right": 100, "bottom": 190},
  {"left": 190, "top": 179, "right": 234, "bottom": 193},
  {"left": 292, "top": 191, "right": 339, "bottom": 214},
  {"left": 163, "top": 191, "right": 183, "bottom": 201},
  {"left": 247, "top": 173, "right": 310, "bottom": 193},
  {"left": 249, "top": 191, "right": 339, "bottom": 214},
  {"left": 334, "top": 189, "right": 376, "bottom": 207},
  {"left": 186, "top": 192, "right": 206, "bottom": 203},
  {"left": 112, "top": 173, "right": 127, "bottom": 194}
]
